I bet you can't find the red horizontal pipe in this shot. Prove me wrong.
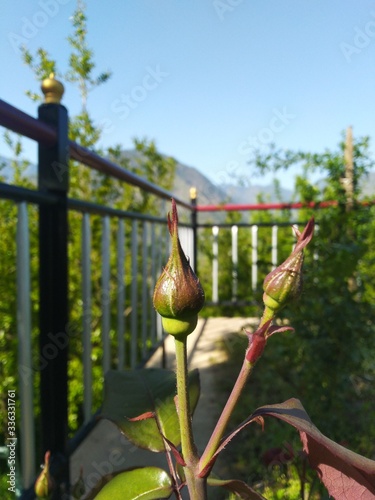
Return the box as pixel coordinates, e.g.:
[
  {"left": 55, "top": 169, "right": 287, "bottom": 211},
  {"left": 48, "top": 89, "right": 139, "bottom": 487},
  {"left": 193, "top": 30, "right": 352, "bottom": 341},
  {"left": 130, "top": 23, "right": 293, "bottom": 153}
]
[{"left": 196, "top": 200, "right": 375, "bottom": 212}]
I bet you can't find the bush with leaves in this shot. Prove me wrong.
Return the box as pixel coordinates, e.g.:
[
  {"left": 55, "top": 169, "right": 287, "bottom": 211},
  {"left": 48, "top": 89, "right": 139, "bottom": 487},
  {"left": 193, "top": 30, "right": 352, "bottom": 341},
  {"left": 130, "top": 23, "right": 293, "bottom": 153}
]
[{"left": 246, "top": 134, "right": 375, "bottom": 456}]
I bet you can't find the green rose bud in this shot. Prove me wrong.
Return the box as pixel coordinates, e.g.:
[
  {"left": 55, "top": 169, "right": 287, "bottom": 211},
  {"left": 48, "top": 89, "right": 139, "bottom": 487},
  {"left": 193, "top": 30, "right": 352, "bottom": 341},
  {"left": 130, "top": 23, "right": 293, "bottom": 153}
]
[
  {"left": 263, "top": 217, "right": 314, "bottom": 315},
  {"left": 35, "top": 451, "right": 54, "bottom": 499},
  {"left": 153, "top": 199, "right": 205, "bottom": 336}
]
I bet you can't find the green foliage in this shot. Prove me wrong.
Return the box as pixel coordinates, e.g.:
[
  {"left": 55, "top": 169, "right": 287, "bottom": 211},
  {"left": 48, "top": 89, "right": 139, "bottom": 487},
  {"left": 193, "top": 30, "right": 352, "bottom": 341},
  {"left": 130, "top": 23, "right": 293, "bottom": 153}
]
[
  {"left": 94, "top": 467, "right": 173, "bottom": 500},
  {"left": 271, "top": 136, "right": 375, "bottom": 454},
  {"left": 262, "top": 466, "right": 321, "bottom": 500},
  {"left": 215, "top": 133, "right": 375, "bottom": 496},
  {"left": 205, "top": 133, "right": 375, "bottom": 498}
]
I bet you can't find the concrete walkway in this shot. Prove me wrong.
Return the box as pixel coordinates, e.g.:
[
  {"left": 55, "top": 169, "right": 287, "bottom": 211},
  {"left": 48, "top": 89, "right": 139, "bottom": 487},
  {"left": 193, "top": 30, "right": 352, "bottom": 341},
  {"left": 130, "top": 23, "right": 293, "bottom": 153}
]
[{"left": 70, "top": 317, "right": 258, "bottom": 499}]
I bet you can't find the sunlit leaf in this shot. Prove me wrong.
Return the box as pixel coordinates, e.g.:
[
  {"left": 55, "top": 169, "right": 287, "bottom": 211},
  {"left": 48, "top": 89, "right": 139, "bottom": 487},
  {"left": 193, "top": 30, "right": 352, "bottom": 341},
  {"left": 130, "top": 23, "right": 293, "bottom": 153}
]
[
  {"left": 99, "top": 368, "right": 200, "bottom": 452},
  {"left": 94, "top": 466, "right": 173, "bottom": 500}
]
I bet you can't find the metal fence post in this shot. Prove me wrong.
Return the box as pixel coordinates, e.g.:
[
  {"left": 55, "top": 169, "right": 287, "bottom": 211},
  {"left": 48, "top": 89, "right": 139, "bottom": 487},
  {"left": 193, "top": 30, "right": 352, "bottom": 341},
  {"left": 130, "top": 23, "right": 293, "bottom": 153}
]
[
  {"left": 190, "top": 187, "right": 198, "bottom": 273},
  {"left": 37, "top": 74, "right": 69, "bottom": 495}
]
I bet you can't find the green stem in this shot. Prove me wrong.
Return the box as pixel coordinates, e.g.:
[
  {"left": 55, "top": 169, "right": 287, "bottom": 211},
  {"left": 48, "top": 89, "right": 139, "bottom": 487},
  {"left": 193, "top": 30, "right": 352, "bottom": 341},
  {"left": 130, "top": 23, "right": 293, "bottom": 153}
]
[
  {"left": 175, "top": 334, "right": 197, "bottom": 463},
  {"left": 174, "top": 334, "right": 207, "bottom": 499},
  {"left": 260, "top": 306, "right": 276, "bottom": 326}
]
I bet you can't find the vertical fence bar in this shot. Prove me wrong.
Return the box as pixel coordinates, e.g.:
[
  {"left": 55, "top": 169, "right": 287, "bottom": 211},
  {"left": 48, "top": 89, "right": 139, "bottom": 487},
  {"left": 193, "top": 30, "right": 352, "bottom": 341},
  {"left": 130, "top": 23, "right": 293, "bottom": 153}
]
[
  {"left": 212, "top": 225, "right": 219, "bottom": 304},
  {"left": 271, "top": 225, "right": 278, "bottom": 270},
  {"left": 131, "top": 219, "right": 138, "bottom": 368},
  {"left": 190, "top": 187, "right": 197, "bottom": 273},
  {"left": 16, "top": 202, "right": 35, "bottom": 489},
  {"left": 82, "top": 213, "right": 92, "bottom": 423},
  {"left": 231, "top": 225, "right": 238, "bottom": 302},
  {"left": 313, "top": 223, "right": 319, "bottom": 262},
  {"left": 155, "top": 223, "right": 164, "bottom": 344},
  {"left": 141, "top": 222, "right": 148, "bottom": 360},
  {"left": 150, "top": 223, "right": 157, "bottom": 346},
  {"left": 251, "top": 225, "right": 258, "bottom": 291},
  {"left": 101, "top": 216, "right": 111, "bottom": 374},
  {"left": 38, "top": 80, "right": 69, "bottom": 493},
  {"left": 117, "top": 219, "right": 125, "bottom": 370}
]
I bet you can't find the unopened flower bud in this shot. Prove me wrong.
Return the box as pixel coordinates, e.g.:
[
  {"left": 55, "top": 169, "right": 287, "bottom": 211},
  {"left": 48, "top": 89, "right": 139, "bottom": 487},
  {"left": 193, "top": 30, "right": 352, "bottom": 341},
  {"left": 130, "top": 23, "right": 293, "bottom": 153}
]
[
  {"left": 263, "top": 218, "right": 314, "bottom": 315},
  {"left": 153, "top": 200, "right": 205, "bottom": 336},
  {"left": 35, "top": 451, "right": 54, "bottom": 499}
]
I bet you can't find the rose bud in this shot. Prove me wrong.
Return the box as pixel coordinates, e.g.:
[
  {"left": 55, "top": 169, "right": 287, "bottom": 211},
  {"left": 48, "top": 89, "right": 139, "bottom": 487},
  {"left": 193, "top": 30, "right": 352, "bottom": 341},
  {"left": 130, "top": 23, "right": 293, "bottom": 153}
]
[
  {"left": 153, "top": 199, "right": 205, "bottom": 337},
  {"left": 263, "top": 218, "right": 314, "bottom": 316},
  {"left": 35, "top": 451, "right": 54, "bottom": 499}
]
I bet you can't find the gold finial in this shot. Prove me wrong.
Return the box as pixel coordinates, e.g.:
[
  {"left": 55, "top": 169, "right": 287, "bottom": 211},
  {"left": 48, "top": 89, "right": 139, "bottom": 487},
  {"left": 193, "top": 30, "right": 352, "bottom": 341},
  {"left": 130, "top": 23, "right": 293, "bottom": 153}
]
[
  {"left": 190, "top": 187, "right": 197, "bottom": 200},
  {"left": 41, "top": 73, "right": 64, "bottom": 104}
]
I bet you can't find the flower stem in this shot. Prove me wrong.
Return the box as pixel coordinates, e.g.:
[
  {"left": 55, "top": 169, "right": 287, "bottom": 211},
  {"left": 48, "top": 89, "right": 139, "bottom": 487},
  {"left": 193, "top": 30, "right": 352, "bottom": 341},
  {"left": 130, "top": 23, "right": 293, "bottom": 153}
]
[
  {"left": 174, "top": 334, "right": 207, "bottom": 499},
  {"left": 260, "top": 306, "right": 276, "bottom": 326},
  {"left": 175, "top": 334, "right": 197, "bottom": 462}
]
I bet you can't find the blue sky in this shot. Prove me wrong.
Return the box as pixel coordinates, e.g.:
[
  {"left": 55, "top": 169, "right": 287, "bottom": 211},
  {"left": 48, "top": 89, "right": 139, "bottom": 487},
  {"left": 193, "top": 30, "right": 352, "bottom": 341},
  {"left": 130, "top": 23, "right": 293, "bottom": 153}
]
[{"left": 1, "top": 0, "right": 375, "bottom": 190}]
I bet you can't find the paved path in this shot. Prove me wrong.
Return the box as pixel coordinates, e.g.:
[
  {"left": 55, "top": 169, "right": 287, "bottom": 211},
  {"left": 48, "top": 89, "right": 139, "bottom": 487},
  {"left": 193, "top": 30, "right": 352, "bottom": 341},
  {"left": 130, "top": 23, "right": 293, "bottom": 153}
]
[{"left": 70, "top": 317, "right": 258, "bottom": 499}]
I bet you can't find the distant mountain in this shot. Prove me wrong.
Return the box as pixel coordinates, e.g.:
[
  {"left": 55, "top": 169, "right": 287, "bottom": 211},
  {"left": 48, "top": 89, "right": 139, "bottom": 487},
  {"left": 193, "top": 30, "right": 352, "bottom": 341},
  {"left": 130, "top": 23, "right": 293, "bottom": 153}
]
[
  {"left": 219, "top": 183, "right": 292, "bottom": 205},
  {"left": 171, "top": 160, "right": 293, "bottom": 206},
  {"left": 117, "top": 149, "right": 293, "bottom": 206},
  {"left": 3, "top": 150, "right": 375, "bottom": 208},
  {"left": 172, "top": 161, "right": 228, "bottom": 205}
]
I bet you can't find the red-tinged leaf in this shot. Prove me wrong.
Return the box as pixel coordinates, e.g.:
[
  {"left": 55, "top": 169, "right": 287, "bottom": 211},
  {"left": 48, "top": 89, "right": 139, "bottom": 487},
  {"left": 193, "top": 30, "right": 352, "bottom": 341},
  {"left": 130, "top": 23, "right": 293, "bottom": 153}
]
[
  {"left": 266, "top": 325, "right": 294, "bottom": 338},
  {"left": 250, "top": 398, "right": 375, "bottom": 499},
  {"left": 128, "top": 411, "right": 155, "bottom": 422},
  {"left": 162, "top": 436, "right": 186, "bottom": 466},
  {"left": 207, "top": 477, "right": 267, "bottom": 499}
]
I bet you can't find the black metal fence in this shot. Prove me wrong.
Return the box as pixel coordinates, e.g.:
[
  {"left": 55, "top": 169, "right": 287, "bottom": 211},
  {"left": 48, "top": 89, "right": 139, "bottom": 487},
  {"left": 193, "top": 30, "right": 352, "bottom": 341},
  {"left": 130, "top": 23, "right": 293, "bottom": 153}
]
[{"left": 0, "top": 78, "right": 195, "bottom": 497}]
